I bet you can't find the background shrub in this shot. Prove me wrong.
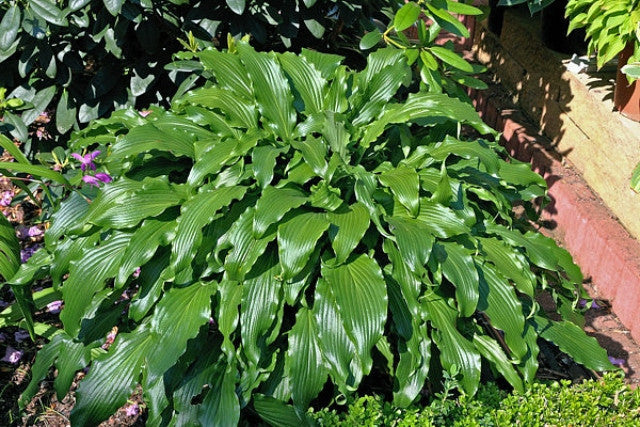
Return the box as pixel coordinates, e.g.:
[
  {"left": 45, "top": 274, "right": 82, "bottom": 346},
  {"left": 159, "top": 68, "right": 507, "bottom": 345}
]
[{"left": 0, "top": 0, "right": 396, "bottom": 153}]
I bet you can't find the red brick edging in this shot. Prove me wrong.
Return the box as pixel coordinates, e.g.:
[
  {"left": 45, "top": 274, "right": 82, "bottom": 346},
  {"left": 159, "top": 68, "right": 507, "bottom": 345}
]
[{"left": 471, "top": 89, "right": 640, "bottom": 343}]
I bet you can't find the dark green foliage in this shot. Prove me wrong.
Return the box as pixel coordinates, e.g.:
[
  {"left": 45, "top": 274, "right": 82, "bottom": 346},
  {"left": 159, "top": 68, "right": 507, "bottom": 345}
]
[
  {"left": 13, "top": 44, "right": 613, "bottom": 425},
  {"left": 311, "top": 372, "right": 640, "bottom": 426},
  {"left": 0, "top": 0, "right": 395, "bottom": 151}
]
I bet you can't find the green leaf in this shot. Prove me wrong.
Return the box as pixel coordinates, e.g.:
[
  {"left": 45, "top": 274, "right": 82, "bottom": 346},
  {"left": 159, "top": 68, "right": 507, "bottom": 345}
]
[
  {"left": 198, "top": 49, "right": 254, "bottom": 100},
  {"left": 226, "top": 0, "right": 245, "bottom": 14},
  {"left": 252, "top": 146, "right": 284, "bottom": 188},
  {"left": 0, "top": 161, "right": 70, "bottom": 186},
  {"left": 394, "top": 2, "right": 421, "bottom": 32},
  {"left": 436, "top": 242, "right": 479, "bottom": 317},
  {"left": 219, "top": 208, "right": 276, "bottom": 282},
  {"left": 313, "top": 277, "right": 360, "bottom": 388},
  {"left": 353, "top": 48, "right": 409, "bottom": 126},
  {"left": 241, "top": 250, "right": 282, "bottom": 366},
  {"left": 360, "top": 30, "right": 383, "bottom": 50},
  {"left": 0, "top": 4, "right": 21, "bottom": 51},
  {"left": 199, "top": 362, "right": 240, "bottom": 426},
  {"left": 632, "top": 162, "right": 640, "bottom": 192},
  {"left": 478, "top": 263, "right": 527, "bottom": 359},
  {"left": 110, "top": 122, "right": 197, "bottom": 161},
  {"left": 147, "top": 282, "right": 217, "bottom": 381},
  {"left": 286, "top": 307, "right": 328, "bottom": 408},
  {"left": 87, "top": 177, "right": 185, "bottom": 229},
  {"left": 56, "top": 91, "right": 77, "bottom": 134},
  {"left": 172, "top": 185, "right": 247, "bottom": 272},
  {"left": 61, "top": 231, "right": 132, "bottom": 335},
  {"left": 254, "top": 186, "right": 308, "bottom": 238},
  {"left": 0, "top": 212, "right": 20, "bottom": 281},
  {"left": 237, "top": 43, "right": 295, "bottom": 140},
  {"left": 326, "top": 203, "right": 370, "bottom": 264},
  {"left": 30, "top": 0, "right": 67, "bottom": 26},
  {"left": 534, "top": 316, "right": 615, "bottom": 372},
  {"left": 379, "top": 166, "right": 420, "bottom": 217},
  {"left": 445, "top": 0, "right": 483, "bottom": 15},
  {"left": 184, "top": 87, "right": 258, "bottom": 129},
  {"left": 254, "top": 394, "right": 311, "bottom": 427},
  {"left": 473, "top": 335, "right": 523, "bottom": 392},
  {"left": 423, "top": 294, "right": 481, "bottom": 395},
  {"left": 478, "top": 237, "right": 536, "bottom": 297},
  {"left": 116, "top": 218, "right": 175, "bottom": 287},
  {"left": 362, "top": 93, "right": 495, "bottom": 147},
  {"left": 103, "top": 0, "right": 125, "bottom": 16},
  {"left": 321, "top": 255, "right": 387, "bottom": 378},
  {"left": 45, "top": 192, "right": 90, "bottom": 245},
  {"left": 19, "top": 335, "right": 64, "bottom": 409},
  {"left": 278, "top": 212, "right": 329, "bottom": 281},
  {"left": 71, "top": 327, "right": 155, "bottom": 426},
  {"left": 279, "top": 52, "right": 326, "bottom": 115},
  {"left": 387, "top": 216, "right": 434, "bottom": 275}
]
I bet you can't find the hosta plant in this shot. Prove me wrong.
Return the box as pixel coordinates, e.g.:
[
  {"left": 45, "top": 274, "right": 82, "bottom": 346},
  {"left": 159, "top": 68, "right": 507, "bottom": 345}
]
[
  {"left": 566, "top": 0, "right": 640, "bottom": 76},
  {"left": 12, "top": 44, "right": 613, "bottom": 425}
]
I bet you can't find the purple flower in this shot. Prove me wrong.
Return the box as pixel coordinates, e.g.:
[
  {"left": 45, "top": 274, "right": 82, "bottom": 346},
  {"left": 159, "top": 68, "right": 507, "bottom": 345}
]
[
  {"left": 0, "top": 332, "right": 6, "bottom": 342},
  {"left": 20, "top": 245, "right": 41, "bottom": 263},
  {"left": 132, "top": 267, "right": 141, "bottom": 278},
  {"left": 14, "top": 330, "right": 30, "bottom": 342},
  {"left": 0, "top": 299, "right": 7, "bottom": 310},
  {"left": 46, "top": 300, "right": 63, "bottom": 314},
  {"left": 125, "top": 403, "right": 139, "bottom": 417},
  {"left": 1, "top": 346, "right": 23, "bottom": 364},
  {"left": 82, "top": 172, "right": 112, "bottom": 187},
  {"left": 95, "top": 172, "right": 112, "bottom": 183},
  {"left": 139, "top": 110, "right": 152, "bottom": 117},
  {"left": 0, "top": 190, "right": 14, "bottom": 207},
  {"left": 609, "top": 356, "right": 626, "bottom": 366},
  {"left": 71, "top": 151, "right": 101, "bottom": 172},
  {"left": 17, "top": 225, "right": 43, "bottom": 240}
]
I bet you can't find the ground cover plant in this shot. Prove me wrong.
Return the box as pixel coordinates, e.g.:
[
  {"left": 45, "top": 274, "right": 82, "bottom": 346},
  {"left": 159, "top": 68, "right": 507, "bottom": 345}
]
[
  {"left": 0, "top": 40, "right": 615, "bottom": 425},
  {"left": 311, "top": 372, "right": 640, "bottom": 426}
]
